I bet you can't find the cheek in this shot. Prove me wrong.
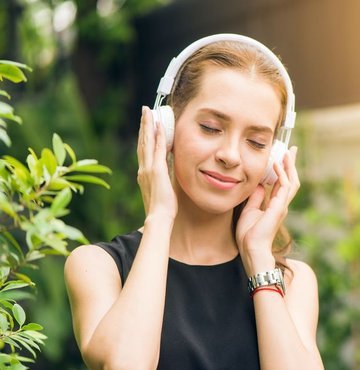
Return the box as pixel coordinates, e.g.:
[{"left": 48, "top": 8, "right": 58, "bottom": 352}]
[
  {"left": 173, "top": 127, "right": 205, "bottom": 161},
  {"left": 242, "top": 149, "right": 272, "bottom": 181},
  {"left": 172, "top": 133, "right": 209, "bottom": 191}
]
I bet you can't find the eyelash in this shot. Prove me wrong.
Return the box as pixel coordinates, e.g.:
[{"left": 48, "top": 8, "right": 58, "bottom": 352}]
[
  {"left": 199, "top": 124, "right": 221, "bottom": 134},
  {"left": 200, "top": 124, "right": 267, "bottom": 149},
  {"left": 247, "top": 140, "right": 266, "bottom": 150}
]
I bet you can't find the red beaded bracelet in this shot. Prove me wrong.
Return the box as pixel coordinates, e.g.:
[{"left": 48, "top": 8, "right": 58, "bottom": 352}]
[{"left": 250, "top": 286, "right": 284, "bottom": 298}]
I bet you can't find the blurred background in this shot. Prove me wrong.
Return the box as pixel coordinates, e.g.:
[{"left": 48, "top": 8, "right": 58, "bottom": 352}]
[{"left": 1, "top": 0, "right": 359, "bottom": 369}]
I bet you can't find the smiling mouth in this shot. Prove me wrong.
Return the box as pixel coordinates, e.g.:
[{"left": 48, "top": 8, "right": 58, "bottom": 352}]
[{"left": 200, "top": 170, "right": 240, "bottom": 183}]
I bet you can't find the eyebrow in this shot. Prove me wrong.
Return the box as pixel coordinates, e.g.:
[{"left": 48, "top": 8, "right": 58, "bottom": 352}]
[
  {"left": 247, "top": 125, "right": 274, "bottom": 135},
  {"left": 198, "top": 107, "right": 275, "bottom": 135},
  {"left": 199, "top": 108, "right": 231, "bottom": 122}
]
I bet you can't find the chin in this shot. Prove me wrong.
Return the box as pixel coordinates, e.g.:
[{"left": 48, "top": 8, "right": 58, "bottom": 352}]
[{"left": 192, "top": 196, "right": 241, "bottom": 215}]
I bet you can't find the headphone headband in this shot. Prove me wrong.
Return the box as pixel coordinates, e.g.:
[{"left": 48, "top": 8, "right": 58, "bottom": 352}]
[{"left": 154, "top": 33, "right": 296, "bottom": 131}]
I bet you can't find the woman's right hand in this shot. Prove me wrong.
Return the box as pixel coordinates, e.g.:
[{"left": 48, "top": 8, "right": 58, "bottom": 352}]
[{"left": 137, "top": 106, "right": 178, "bottom": 220}]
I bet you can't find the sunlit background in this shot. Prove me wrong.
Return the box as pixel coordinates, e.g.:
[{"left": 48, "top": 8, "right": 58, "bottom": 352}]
[{"left": 1, "top": 0, "right": 359, "bottom": 369}]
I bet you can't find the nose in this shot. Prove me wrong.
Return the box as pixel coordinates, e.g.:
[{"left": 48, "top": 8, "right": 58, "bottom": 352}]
[{"left": 215, "top": 138, "right": 241, "bottom": 169}]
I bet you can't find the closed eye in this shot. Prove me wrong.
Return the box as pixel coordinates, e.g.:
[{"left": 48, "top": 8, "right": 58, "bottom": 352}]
[
  {"left": 247, "top": 139, "right": 267, "bottom": 149},
  {"left": 199, "top": 124, "right": 221, "bottom": 134}
]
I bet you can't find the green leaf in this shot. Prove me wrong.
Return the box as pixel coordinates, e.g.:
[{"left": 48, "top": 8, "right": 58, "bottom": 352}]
[
  {"left": 0, "top": 289, "right": 35, "bottom": 302},
  {"left": 0, "top": 101, "right": 13, "bottom": 114},
  {"left": 27, "top": 148, "right": 38, "bottom": 161},
  {"left": 64, "top": 143, "right": 76, "bottom": 163},
  {"left": 50, "top": 187, "right": 72, "bottom": 214},
  {"left": 0, "top": 112, "right": 22, "bottom": 124},
  {"left": 0, "top": 266, "right": 10, "bottom": 281},
  {"left": 0, "top": 117, "right": 8, "bottom": 127},
  {"left": 0, "top": 60, "right": 32, "bottom": 71},
  {"left": 10, "top": 335, "right": 37, "bottom": 358},
  {"left": 17, "top": 331, "right": 44, "bottom": 343},
  {"left": 2, "top": 336, "right": 21, "bottom": 349},
  {"left": 14, "top": 273, "right": 34, "bottom": 286},
  {"left": 47, "top": 177, "right": 85, "bottom": 193},
  {"left": 47, "top": 177, "right": 75, "bottom": 191},
  {"left": 0, "top": 128, "right": 11, "bottom": 146},
  {"left": 3, "top": 155, "right": 31, "bottom": 180},
  {"left": 26, "top": 152, "right": 43, "bottom": 185},
  {"left": 0, "top": 89, "right": 10, "bottom": 99},
  {"left": 0, "top": 299, "right": 14, "bottom": 310},
  {"left": 0, "top": 62, "right": 30, "bottom": 83},
  {"left": 21, "top": 323, "right": 43, "bottom": 331},
  {"left": 1, "top": 281, "right": 30, "bottom": 292},
  {"left": 40, "top": 148, "right": 57, "bottom": 176},
  {"left": 0, "top": 312, "right": 8, "bottom": 331},
  {"left": 0, "top": 193, "right": 17, "bottom": 218},
  {"left": 25, "top": 250, "right": 45, "bottom": 263},
  {"left": 20, "top": 330, "right": 47, "bottom": 341},
  {"left": 64, "top": 175, "right": 110, "bottom": 189},
  {"left": 0, "top": 352, "right": 35, "bottom": 365},
  {"left": 73, "top": 159, "right": 97, "bottom": 166},
  {"left": 40, "top": 236, "right": 68, "bottom": 255},
  {"left": 73, "top": 163, "right": 112, "bottom": 174},
  {"left": 1, "top": 231, "right": 24, "bottom": 259},
  {"left": 52, "top": 134, "right": 66, "bottom": 166},
  {"left": 61, "top": 225, "right": 88, "bottom": 243},
  {"left": 12, "top": 303, "right": 26, "bottom": 327}
]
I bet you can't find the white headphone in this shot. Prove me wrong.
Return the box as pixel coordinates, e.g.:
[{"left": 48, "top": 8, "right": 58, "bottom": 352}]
[{"left": 151, "top": 33, "right": 296, "bottom": 185}]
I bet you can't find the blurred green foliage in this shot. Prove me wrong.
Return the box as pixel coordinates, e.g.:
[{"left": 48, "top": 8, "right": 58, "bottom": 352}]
[
  {"left": 288, "top": 176, "right": 359, "bottom": 370},
  {"left": 0, "top": 60, "right": 111, "bottom": 369},
  {"left": 1, "top": 0, "right": 166, "bottom": 368},
  {"left": 0, "top": 1, "right": 358, "bottom": 369}
]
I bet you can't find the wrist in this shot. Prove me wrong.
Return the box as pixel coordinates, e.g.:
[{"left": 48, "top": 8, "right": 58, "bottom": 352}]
[
  {"left": 248, "top": 267, "right": 286, "bottom": 296},
  {"left": 240, "top": 248, "right": 276, "bottom": 277},
  {"left": 144, "top": 212, "right": 175, "bottom": 231}
]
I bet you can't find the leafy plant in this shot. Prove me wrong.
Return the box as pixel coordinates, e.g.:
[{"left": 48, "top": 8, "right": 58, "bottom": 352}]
[
  {"left": 0, "top": 60, "right": 111, "bottom": 369},
  {"left": 288, "top": 179, "right": 356, "bottom": 370}
]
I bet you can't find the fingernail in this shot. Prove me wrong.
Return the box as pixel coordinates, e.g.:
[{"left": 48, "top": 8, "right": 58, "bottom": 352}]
[{"left": 142, "top": 106, "right": 146, "bottom": 115}]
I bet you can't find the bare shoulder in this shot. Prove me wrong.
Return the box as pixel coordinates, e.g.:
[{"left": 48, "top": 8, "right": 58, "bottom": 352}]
[
  {"left": 65, "top": 244, "right": 119, "bottom": 280},
  {"left": 284, "top": 258, "right": 320, "bottom": 334},
  {"left": 286, "top": 258, "right": 317, "bottom": 280},
  {"left": 64, "top": 244, "right": 122, "bottom": 349},
  {"left": 285, "top": 258, "right": 318, "bottom": 291},
  {"left": 64, "top": 244, "right": 122, "bottom": 301},
  {"left": 65, "top": 244, "right": 115, "bottom": 270}
]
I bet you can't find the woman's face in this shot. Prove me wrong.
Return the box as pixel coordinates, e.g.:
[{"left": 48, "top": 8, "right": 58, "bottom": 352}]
[{"left": 172, "top": 65, "right": 282, "bottom": 214}]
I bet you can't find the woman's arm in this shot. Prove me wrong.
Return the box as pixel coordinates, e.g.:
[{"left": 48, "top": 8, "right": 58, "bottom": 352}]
[
  {"left": 65, "top": 106, "right": 177, "bottom": 370},
  {"left": 65, "top": 215, "right": 173, "bottom": 370},
  {"left": 252, "top": 259, "right": 324, "bottom": 370},
  {"left": 236, "top": 147, "right": 324, "bottom": 370}
]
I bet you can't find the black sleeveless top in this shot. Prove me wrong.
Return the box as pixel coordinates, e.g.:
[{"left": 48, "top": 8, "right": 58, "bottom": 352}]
[{"left": 96, "top": 231, "right": 260, "bottom": 370}]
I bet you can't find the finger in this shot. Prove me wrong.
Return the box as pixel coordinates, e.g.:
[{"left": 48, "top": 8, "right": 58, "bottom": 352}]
[
  {"left": 244, "top": 184, "right": 266, "bottom": 211},
  {"left": 269, "top": 171, "right": 281, "bottom": 199},
  {"left": 139, "top": 106, "right": 156, "bottom": 169},
  {"left": 282, "top": 147, "right": 300, "bottom": 200},
  {"left": 269, "top": 155, "right": 287, "bottom": 199},
  {"left": 269, "top": 161, "right": 291, "bottom": 207},
  {"left": 144, "top": 106, "right": 157, "bottom": 167},
  {"left": 153, "top": 119, "right": 167, "bottom": 166},
  {"left": 137, "top": 106, "right": 145, "bottom": 156},
  {"left": 283, "top": 147, "right": 297, "bottom": 176}
]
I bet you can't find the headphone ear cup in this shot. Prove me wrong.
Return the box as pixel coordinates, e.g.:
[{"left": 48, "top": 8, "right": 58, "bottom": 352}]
[
  {"left": 261, "top": 140, "right": 287, "bottom": 185},
  {"left": 151, "top": 106, "right": 175, "bottom": 148}
]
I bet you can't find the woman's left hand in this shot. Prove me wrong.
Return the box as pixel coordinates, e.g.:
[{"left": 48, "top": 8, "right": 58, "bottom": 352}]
[{"left": 235, "top": 146, "right": 300, "bottom": 276}]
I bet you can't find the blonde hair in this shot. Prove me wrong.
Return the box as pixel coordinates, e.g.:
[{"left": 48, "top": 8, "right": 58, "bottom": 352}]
[{"left": 168, "top": 40, "right": 292, "bottom": 263}]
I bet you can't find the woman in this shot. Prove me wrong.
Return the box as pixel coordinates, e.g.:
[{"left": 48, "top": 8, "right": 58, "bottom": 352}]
[{"left": 65, "top": 34, "right": 324, "bottom": 370}]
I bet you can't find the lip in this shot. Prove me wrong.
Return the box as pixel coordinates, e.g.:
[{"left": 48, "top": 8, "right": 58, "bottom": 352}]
[{"left": 200, "top": 170, "right": 240, "bottom": 190}]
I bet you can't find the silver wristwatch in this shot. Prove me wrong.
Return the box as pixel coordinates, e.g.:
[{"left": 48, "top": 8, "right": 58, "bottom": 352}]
[{"left": 247, "top": 267, "right": 286, "bottom": 295}]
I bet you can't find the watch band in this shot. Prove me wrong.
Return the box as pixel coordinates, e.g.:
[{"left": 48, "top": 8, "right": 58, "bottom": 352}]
[{"left": 247, "top": 267, "right": 286, "bottom": 295}]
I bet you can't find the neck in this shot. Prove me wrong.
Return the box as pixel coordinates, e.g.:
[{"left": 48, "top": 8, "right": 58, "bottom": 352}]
[{"left": 170, "top": 197, "right": 238, "bottom": 266}]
